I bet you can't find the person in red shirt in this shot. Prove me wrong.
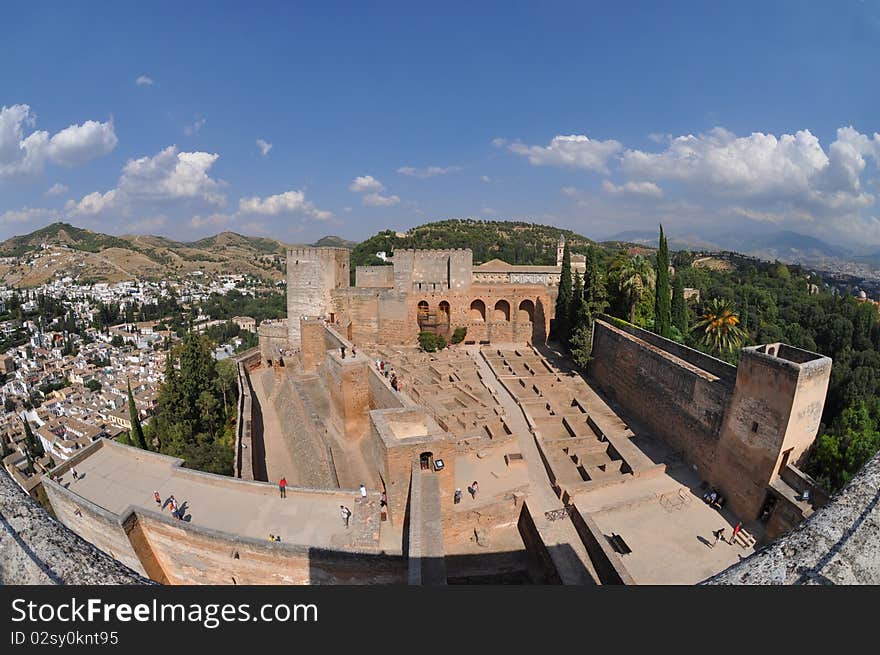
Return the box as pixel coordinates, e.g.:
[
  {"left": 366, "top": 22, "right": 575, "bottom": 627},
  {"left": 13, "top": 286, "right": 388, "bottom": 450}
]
[
  {"left": 153, "top": 491, "right": 161, "bottom": 507},
  {"left": 279, "top": 476, "right": 287, "bottom": 499}
]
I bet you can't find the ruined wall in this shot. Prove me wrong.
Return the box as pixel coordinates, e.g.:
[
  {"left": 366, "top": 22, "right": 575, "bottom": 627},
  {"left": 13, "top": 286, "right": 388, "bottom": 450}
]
[
  {"left": 325, "top": 352, "right": 371, "bottom": 440},
  {"left": 588, "top": 319, "right": 734, "bottom": 478},
  {"left": 287, "top": 247, "right": 350, "bottom": 346}
]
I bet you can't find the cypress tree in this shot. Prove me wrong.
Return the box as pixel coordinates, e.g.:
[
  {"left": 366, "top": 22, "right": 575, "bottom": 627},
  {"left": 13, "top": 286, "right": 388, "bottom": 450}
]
[
  {"left": 127, "top": 379, "right": 148, "bottom": 450},
  {"left": 569, "top": 271, "right": 587, "bottom": 346},
  {"left": 672, "top": 274, "right": 688, "bottom": 335},
  {"left": 554, "top": 240, "right": 573, "bottom": 342},
  {"left": 21, "top": 418, "right": 44, "bottom": 459},
  {"left": 653, "top": 224, "right": 672, "bottom": 338}
]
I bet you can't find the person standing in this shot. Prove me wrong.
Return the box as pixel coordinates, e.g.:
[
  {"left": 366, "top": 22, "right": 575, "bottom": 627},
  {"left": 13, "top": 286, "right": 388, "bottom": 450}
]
[
  {"left": 167, "top": 496, "right": 176, "bottom": 516},
  {"left": 153, "top": 491, "right": 161, "bottom": 507},
  {"left": 340, "top": 505, "right": 352, "bottom": 528},
  {"left": 279, "top": 476, "right": 287, "bottom": 499},
  {"left": 71, "top": 468, "right": 79, "bottom": 481},
  {"left": 380, "top": 491, "right": 387, "bottom": 508},
  {"left": 359, "top": 483, "right": 367, "bottom": 500},
  {"left": 468, "top": 481, "right": 479, "bottom": 499},
  {"left": 711, "top": 527, "right": 725, "bottom": 547},
  {"left": 340, "top": 346, "right": 346, "bottom": 359},
  {"left": 731, "top": 521, "right": 742, "bottom": 544},
  {"left": 454, "top": 488, "right": 462, "bottom": 504}
]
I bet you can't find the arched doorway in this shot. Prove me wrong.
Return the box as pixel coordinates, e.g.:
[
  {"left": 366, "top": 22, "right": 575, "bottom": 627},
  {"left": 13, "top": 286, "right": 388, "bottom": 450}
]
[
  {"left": 518, "top": 299, "right": 535, "bottom": 322},
  {"left": 438, "top": 300, "right": 451, "bottom": 328},
  {"left": 494, "top": 299, "right": 510, "bottom": 321},
  {"left": 420, "top": 451, "right": 434, "bottom": 471},
  {"left": 469, "top": 299, "right": 486, "bottom": 321},
  {"left": 417, "top": 300, "right": 430, "bottom": 330}
]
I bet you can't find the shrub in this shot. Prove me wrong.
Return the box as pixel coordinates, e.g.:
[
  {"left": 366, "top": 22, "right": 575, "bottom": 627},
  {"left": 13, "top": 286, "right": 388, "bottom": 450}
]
[
  {"left": 451, "top": 326, "right": 467, "bottom": 344},
  {"left": 418, "top": 331, "right": 446, "bottom": 352}
]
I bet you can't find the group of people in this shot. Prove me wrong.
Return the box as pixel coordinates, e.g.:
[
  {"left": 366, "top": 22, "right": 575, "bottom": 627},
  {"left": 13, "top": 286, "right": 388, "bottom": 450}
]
[
  {"left": 454, "top": 481, "right": 479, "bottom": 504},
  {"left": 710, "top": 521, "right": 743, "bottom": 548},
  {"left": 375, "top": 358, "right": 402, "bottom": 391},
  {"left": 153, "top": 491, "right": 186, "bottom": 520},
  {"left": 340, "top": 345, "right": 358, "bottom": 359}
]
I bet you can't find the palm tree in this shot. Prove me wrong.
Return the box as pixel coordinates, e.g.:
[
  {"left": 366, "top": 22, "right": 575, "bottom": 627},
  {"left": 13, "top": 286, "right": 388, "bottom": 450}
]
[
  {"left": 614, "top": 255, "right": 656, "bottom": 323},
  {"left": 692, "top": 298, "right": 747, "bottom": 354}
]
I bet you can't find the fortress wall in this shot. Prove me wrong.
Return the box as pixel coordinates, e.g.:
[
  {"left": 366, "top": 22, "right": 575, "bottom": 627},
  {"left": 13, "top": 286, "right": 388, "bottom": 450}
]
[
  {"left": 588, "top": 320, "right": 734, "bottom": 479},
  {"left": 325, "top": 352, "right": 371, "bottom": 441},
  {"left": 356, "top": 265, "right": 394, "bottom": 288},
  {"left": 332, "top": 288, "right": 381, "bottom": 344},
  {"left": 233, "top": 349, "right": 260, "bottom": 480},
  {"left": 133, "top": 511, "right": 405, "bottom": 585},
  {"left": 286, "top": 248, "right": 350, "bottom": 346},
  {"left": 43, "top": 477, "right": 147, "bottom": 576}
]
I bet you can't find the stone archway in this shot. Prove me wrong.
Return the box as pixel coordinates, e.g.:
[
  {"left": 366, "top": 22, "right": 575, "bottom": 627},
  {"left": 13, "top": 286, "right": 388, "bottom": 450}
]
[
  {"left": 470, "top": 299, "right": 486, "bottom": 321},
  {"left": 494, "top": 299, "right": 510, "bottom": 321},
  {"left": 518, "top": 299, "right": 535, "bottom": 323},
  {"left": 417, "top": 300, "right": 430, "bottom": 330}
]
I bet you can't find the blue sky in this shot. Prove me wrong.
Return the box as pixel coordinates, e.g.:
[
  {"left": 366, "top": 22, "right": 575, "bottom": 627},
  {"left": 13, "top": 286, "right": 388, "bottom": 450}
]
[{"left": 2, "top": 1, "right": 880, "bottom": 247}]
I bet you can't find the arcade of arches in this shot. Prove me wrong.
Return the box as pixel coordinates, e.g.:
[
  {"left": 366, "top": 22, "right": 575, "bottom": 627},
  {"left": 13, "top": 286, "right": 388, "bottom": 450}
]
[{"left": 414, "top": 291, "right": 548, "bottom": 344}]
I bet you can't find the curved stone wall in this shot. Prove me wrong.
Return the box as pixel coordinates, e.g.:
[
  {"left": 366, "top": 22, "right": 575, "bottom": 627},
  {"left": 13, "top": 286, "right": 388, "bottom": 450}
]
[
  {"left": 705, "top": 452, "right": 880, "bottom": 584},
  {"left": 0, "top": 467, "right": 149, "bottom": 585}
]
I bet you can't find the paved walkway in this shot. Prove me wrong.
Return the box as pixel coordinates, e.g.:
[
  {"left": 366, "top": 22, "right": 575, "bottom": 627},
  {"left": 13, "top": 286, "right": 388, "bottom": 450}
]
[
  {"left": 63, "top": 443, "right": 380, "bottom": 551},
  {"left": 250, "top": 367, "right": 299, "bottom": 485}
]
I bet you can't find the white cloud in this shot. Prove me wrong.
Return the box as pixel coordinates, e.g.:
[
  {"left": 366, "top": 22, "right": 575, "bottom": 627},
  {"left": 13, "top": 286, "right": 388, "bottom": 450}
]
[
  {"left": 491, "top": 138, "right": 507, "bottom": 148},
  {"left": 349, "top": 175, "right": 384, "bottom": 193},
  {"left": 601, "top": 180, "right": 663, "bottom": 197},
  {"left": 239, "top": 190, "right": 332, "bottom": 220},
  {"left": 183, "top": 117, "right": 206, "bottom": 136},
  {"left": 0, "top": 105, "right": 117, "bottom": 176},
  {"left": 119, "top": 146, "right": 225, "bottom": 205},
  {"left": 65, "top": 190, "right": 118, "bottom": 216},
  {"left": 256, "top": 138, "right": 272, "bottom": 156},
  {"left": 396, "top": 165, "right": 461, "bottom": 178},
  {"left": 480, "top": 175, "right": 491, "bottom": 183},
  {"left": 191, "top": 213, "right": 233, "bottom": 228},
  {"left": 363, "top": 192, "right": 400, "bottom": 207},
  {"left": 45, "top": 183, "right": 68, "bottom": 196},
  {"left": 619, "top": 126, "right": 879, "bottom": 214},
  {"left": 0, "top": 206, "right": 59, "bottom": 224},
  {"left": 47, "top": 119, "right": 118, "bottom": 166},
  {"left": 136, "top": 75, "right": 154, "bottom": 86},
  {"left": 728, "top": 207, "right": 788, "bottom": 223},
  {"left": 508, "top": 134, "right": 623, "bottom": 174}
]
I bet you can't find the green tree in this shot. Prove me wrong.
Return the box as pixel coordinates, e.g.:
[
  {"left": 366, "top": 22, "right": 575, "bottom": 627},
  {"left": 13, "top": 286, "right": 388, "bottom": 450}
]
[
  {"left": 672, "top": 274, "right": 688, "bottom": 335},
  {"left": 215, "top": 359, "right": 238, "bottom": 416},
  {"left": 21, "top": 418, "right": 44, "bottom": 459},
  {"left": 85, "top": 379, "right": 102, "bottom": 392},
  {"left": 451, "top": 326, "right": 467, "bottom": 344},
  {"left": 568, "top": 271, "right": 587, "bottom": 345},
  {"left": 613, "top": 254, "right": 656, "bottom": 324},
  {"left": 554, "top": 239, "right": 573, "bottom": 342},
  {"left": 127, "top": 379, "right": 148, "bottom": 450},
  {"left": 653, "top": 225, "right": 672, "bottom": 338},
  {"left": 692, "top": 298, "right": 747, "bottom": 355}
]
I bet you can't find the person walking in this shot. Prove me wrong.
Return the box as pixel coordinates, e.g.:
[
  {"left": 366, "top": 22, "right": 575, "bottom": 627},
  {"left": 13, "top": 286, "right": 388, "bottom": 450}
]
[
  {"left": 380, "top": 491, "right": 387, "bottom": 508},
  {"left": 711, "top": 527, "right": 725, "bottom": 547},
  {"left": 71, "top": 468, "right": 79, "bottom": 481},
  {"left": 359, "top": 483, "right": 367, "bottom": 500},
  {"left": 731, "top": 521, "right": 742, "bottom": 545},
  {"left": 279, "top": 476, "right": 287, "bottom": 499},
  {"left": 468, "top": 481, "right": 479, "bottom": 499},
  {"left": 167, "top": 496, "right": 176, "bottom": 516},
  {"left": 340, "top": 505, "right": 352, "bottom": 528},
  {"left": 340, "top": 345, "right": 346, "bottom": 359},
  {"left": 454, "top": 488, "right": 462, "bottom": 504},
  {"left": 153, "top": 491, "right": 161, "bottom": 507}
]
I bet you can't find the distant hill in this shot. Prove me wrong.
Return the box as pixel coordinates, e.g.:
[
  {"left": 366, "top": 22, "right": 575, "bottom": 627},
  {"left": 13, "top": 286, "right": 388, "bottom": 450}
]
[
  {"left": 602, "top": 229, "right": 717, "bottom": 252},
  {"left": 0, "top": 223, "right": 288, "bottom": 287},
  {"left": 352, "top": 219, "right": 593, "bottom": 269},
  {"left": 311, "top": 235, "right": 357, "bottom": 248}
]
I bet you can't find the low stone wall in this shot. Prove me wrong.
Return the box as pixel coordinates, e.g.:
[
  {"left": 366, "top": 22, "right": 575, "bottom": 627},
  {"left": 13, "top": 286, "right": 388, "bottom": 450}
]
[
  {"left": 569, "top": 504, "right": 634, "bottom": 585},
  {"left": 234, "top": 348, "right": 261, "bottom": 480},
  {"left": 0, "top": 467, "right": 149, "bottom": 585}
]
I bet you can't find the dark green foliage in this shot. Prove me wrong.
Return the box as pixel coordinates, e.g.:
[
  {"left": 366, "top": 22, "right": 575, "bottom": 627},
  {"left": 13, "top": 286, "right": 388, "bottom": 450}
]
[
  {"left": 85, "top": 379, "right": 102, "bottom": 392},
  {"left": 127, "top": 380, "right": 148, "bottom": 450},
  {"left": 199, "top": 290, "right": 286, "bottom": 325},
  {"left": 418, "top": 331, "right": 446, "bottom": 352},
  {"left": 148, "top": 330, "right": 236, "bottom": 475},
  {"left": 22, "top": 418, "right": 44, "bottom": 459},
  {"left": 569, "top": 271, "right": 586, "bottom": 346},
  {"left": 653, "top": 225, "right": 672, "bottom": 338},
  {"left": 672, "top": 274, "right": 688, "bottom": 336},
  {"left": 808, "top": 400, "right": 880, "bottom": 492},
  {"left": 554, "top": 241, "right": 572, "bottom": 342},
  {"left": 451, "top": 326, "right": 467, "bottom": 344}
]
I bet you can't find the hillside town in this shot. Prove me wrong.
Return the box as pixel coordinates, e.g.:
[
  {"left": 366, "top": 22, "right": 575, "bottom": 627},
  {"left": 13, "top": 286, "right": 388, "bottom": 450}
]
[{"left": 0, "top": 268, "right": 264, "bottom": 498}]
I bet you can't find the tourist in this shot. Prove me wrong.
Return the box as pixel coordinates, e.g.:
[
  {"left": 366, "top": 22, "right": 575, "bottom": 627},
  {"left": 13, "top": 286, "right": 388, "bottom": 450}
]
[
  {"left": 391, "top": 376, "right": 398, "bottom": 391},
  {"left": 731, "top": 521, "right": 742, "bottom": 544},
  {"left": 340, "top": 505, "right": 352, "bottom": 528},
  {"left": 153, "top": 491, "right": 161, "bottom": 506},
  {"left": 340, "top": 345, "right": 346, "bottom": 359},
  {"left": 167, "top": 497, "right": 176, "bottom": 516},
  {"left": 711, "top": 527, "right": 725, "bottom": 547},
  {"left": 384, "top": 368, "right": 390, "bottom": 378},
  {"left": 269, "top": 534, "right": 275, "bottom": 542},
  {"left": 454, "top": 488, "right": 462, "bottom": 504},
  {"left": 380, "top": 491, "right": 387, "bottom": 508},
  {"left": 359, "top": 483, "right": 367, "bottom": 499},
  {"left": 376, "top": 358, "right": 382, "bottom": 370},
  {"left": 279, "top": 476, "right": 287, "bottom": 498},
  {"left": 71, "top": 468, "right": 79, "bottom": 481},
  {"left": 352, "top": 346, "right": 357, "bottom": 357},
  {"left": 468, "top": 481, "right": 479, "bottom": 499},
  {"left": 274, "top": 535, "right": 281, "bottom": 542}
]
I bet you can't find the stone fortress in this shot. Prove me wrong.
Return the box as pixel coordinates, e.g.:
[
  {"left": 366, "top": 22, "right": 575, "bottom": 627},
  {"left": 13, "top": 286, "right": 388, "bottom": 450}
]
[{"left": 3, "top": 238, "right": 879, "bottom": 585}]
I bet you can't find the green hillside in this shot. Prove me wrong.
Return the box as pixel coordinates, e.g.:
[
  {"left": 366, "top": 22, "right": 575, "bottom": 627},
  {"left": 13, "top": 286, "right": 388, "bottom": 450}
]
[
  {"left": 351, "top": 219, "right": 595, "bottom": 269},
  {"left": 0, "top": 222, "right": 132, "bottom": 256}
]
